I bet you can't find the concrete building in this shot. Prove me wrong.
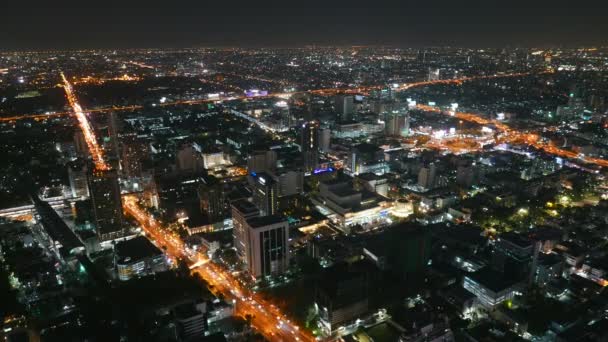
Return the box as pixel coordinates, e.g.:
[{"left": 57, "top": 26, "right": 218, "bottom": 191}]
[
  {"left": 273, "top": 170, "right": 304, "bottom": 197},
  {"left": 198, "top": 175, "right": 225, "bottom": 223},
  {"left": 250, "top": 172, "right": 279, "bottom": 216},
  {"left": 384, "top": 110, "right": 410, "bottom": 137},
  {"left": 319, "top": 128, "right": 331, "bottom": 152},
  {"left": 242, "top": 215, "right": 290, "bottom": 278},
  {"left": 418, "top": 163, "right": 438, "bottom": 190},
  {"left": 87, "top": 168, "right": 124, "bottom": 241},
  {"left": 231, "top": 199, "right": 260, "bottom": 265},
  {"left": 335, "top": 95, "right": 355, "bottom": 121},
  {"left": 301, "top": 121, "right": 320, "bottom": 173},
  {"left": 115, "top": 236, "right": 168, "bottom": 281},
  {"left": 316, "top": 262, "right": 369, "bottom": 335},
  {"left": 68, "top": 161, "right": 89, "bottom": 199},
  {"left": 347, "top": 143, "right": 388, "bottom": 176},
  {"left": 463, "top": 268, "right": 523, "bottom": 308},
  {"left": 247, "top": 150, "right": 277, "bottom": 174}
]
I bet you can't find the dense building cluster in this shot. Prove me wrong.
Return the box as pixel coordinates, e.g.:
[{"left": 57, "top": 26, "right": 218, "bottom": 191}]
[{"left": 1, "top": 47, "right": 608, "bottom": 341}]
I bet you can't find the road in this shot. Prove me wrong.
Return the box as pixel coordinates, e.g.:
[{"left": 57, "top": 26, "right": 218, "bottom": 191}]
[
  {"left": 60, "top": 72, "right": 110, "bottom": 171},
  {"left": 2, "top": 70, "right": 548, "bottom": 123},
  {"left": 61, "top": 74, "right": 312, "bottom": 340},
  {"left": 123, "top": 196, "right": 315, "bottom": 342},
  {"left": 416, "top": 104, "right": 608, "bottom": 168}
]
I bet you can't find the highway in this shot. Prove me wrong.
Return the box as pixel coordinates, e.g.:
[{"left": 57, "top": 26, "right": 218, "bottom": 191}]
[
  {"left": 60, "top": 72, "right": 110, "bottom": 171},
  {"left": 2, "top": 70, "right": 548, "bottom": 123},
  {"left": 123, "top": 196, "right": 315, "bottom": 342},
  {"left": 416, "top": 104, "right": 608, "bottom": 168},
  {"left": 59, "top": 73, "right": 314, "bottom": 340}
]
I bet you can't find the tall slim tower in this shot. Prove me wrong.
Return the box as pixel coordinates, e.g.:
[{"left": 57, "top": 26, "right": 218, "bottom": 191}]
[
  {"left": 250, "top": 172, "right": 279, "bottom": 216},
  {"left": 87, "top": 167, "right": 124, "bottom": 241},
  {"left": 301, "top": 120, "right": 320, "bottom": 173}
]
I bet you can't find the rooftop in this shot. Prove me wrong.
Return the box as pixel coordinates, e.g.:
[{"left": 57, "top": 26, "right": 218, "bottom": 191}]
[
  {"left": 246, "top": 215, "right": 287, "bottom": 228},
  {"left": 231, "top": 199, "right": 259, "bottom": 216},
  {"left": 499, "top": 232, "right": 533, "bottom": 249},
  {"left": 116, "top": 236, "right": 164, "bottom": 263},
  {"left": 466, "top": 267, "right": 522, "bottom": 292}
]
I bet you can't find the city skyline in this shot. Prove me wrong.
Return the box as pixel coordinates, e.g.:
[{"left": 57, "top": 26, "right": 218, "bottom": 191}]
[
  {"left": 1, "top": 13, "right": 608, "bottom": 341},
  {"left": 1, "top": 1, "right": 608, "bottom": 49}
]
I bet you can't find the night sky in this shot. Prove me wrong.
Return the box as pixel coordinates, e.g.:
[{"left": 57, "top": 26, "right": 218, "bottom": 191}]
[{"left": 1, "top": 0, "right": 607, "bottom": 50}]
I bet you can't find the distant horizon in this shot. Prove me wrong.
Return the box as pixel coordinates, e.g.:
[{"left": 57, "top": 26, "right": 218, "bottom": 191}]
[
  {"left": 1, "top": 44, "right": 607, "bottom": 53},
  {"left": 2, "top": 1, "right": 606, "bottom": 50}
]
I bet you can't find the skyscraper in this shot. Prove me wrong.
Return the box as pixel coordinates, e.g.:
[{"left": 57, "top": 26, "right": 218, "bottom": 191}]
[
  {"left": 428, "top": 68, "right": 440, "bottom": 81},
  {"left": 319, "top": 128, "right": 331, "bottom": 152},
  {"left": 418, "top": 163, "right": 437, "bottom": 190},
  {"left": 87, "top": 168, "right": 124, "bottom": 241},
  {"left": 384, "top": 110, "right": 410, "bottom": 137},
  {"left": 247, "top": 150, "right": 277, "bottom": 174},
  {"left": 250, "top": 172, "right": 279, "bottom": 216},
  {"left": 198, "top": 175, "right": 224, "bottom": 223},
  {"left": 335, "top": 95, "right": 355, "bottom": 122},
  {"left": 242, "top": 215, "right": 290, "bottom": 278},
  {"left": 68, "top": 161, "right": 89, "bottom": 199},
  {"left": 120, "top": 135, "right": 145, "bottom": 179},
  {"left": 301, "top": 120, "right": 320, "bottom": 173},
  {"left": 231, "top": 199, "right": 260, "bottom": 265}
]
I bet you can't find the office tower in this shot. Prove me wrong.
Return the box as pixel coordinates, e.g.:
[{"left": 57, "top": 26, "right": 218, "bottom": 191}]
[
  {"left": 242, "top": 215, "right": 290, "bottom": 278},
  {"left": 418, "top": 163, "right": 437, "bottom": 190},
  {"left": 247, "top": 150, "right": 277, "bottom": 174},
  {"left": 176, "top": 143, "right": 203, "bottom": 173},
  {"left": 107, "top": 111, "right": 121, "bottom": 158},
  {"left": 231, "top": 199, "right": 260, "bottom": 265},
  {"left": 347, "top": 143, "right": 387, "bottom": 176},
  {"left": 250, "top": 172, "right": 279, "bottom": 216},
  {"left": 87, "top": 168, "right": 124, "bottom": 241},
  {"left": 73, "top": 131, "right": 89, "bottom": 158},
  {"left": 315, "top": 262, "right": 369, "bottom": 335},
  {"left": 428, "top": 68, "right": 440, "bottom": 81},
  {"left": 120, "top": 135, "right": 145, "bottom": 178},
  {"left": 335, "top": 95, "right": 354, "bottom": 121},
  {"left": 384, "top": 110, "right": 410, "bottom": 137},
  {"left": 456, "top": 164, "right": 480, "bottom": 188},
  {"left": 68, "top": 161, "right": 89, "bottom": 199},
  {"left": 319, "top": 128, "right": 331, "bottom": 152},
  {"left": 273, "top": 170, "right": 304, "bottom": 197},
  {"left": 301, "top": 120, "right": 320, "bottom": 173},
  {"left": 198, "top": 175, "right": 224, "bottom": 223}
]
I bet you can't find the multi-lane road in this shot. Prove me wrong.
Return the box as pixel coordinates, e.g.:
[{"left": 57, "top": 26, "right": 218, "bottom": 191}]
[
  {"left": 123, "top": 196, "right": 315, "bottom": 342},
  {"left": 60, "top": 72, "right": 110, "bottom": 171},
  {"left": 60, "top": 74, "right": 313, "bottom": 340},
  {"left": 55, "top": 68, "right": 607, "bottom": 340}
]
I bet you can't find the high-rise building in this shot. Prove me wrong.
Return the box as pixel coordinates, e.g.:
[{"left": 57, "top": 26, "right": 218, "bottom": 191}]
[
  {"left": 250, "top": 172, "right": 279, "bottom": 216},
  {"left": 68, "top": 161, "right": 89, "bottom": 199},
  {"left": 315, "top": 262, "right": 369, "bottom": 335},
  {"left": 347, "top": 143, "right": 387, "bottom": 176},
  {"left": 273, "top": 170, "right": 304, "bottom": 197},
  {"left": 242, "top": 215, "right": 290, "bottom": 278},
  {"left": 301, "top": 121, "right": 320, "bottom": 173},
  {"left": 384, "top": 110, "right": 410, "bottom": 137},
  {"left": 247, "top": 150, "right": 277, "bottom": 174},
  {"left": 231, "top": 199, "right": 260, "bottom": 265},
  {"left": 428, "top": 68, "right": 440, "bottom": 81},
  {"left": 417, "top": 163, "right": 437, "bottom": 190},
  {"left": 335, "top": 95, "right": 355, "bottom": 121},
  {"left": 73, "top": 131, "right": 89, "bottom": 158},
  {"left": 87, "top": 168, "right": 124, "bottom": 241},
  {"left": 176, "top": 143, "right": 203, "bottom": 173},
  {"left": 198, "top": 175, "right": 225, "bottom": 223},
  {"left": 120, "top": 135, "right": 145, "bottom": 178},
  {"left": 319, "top": 128, "right": 331, "bottom": 152}
]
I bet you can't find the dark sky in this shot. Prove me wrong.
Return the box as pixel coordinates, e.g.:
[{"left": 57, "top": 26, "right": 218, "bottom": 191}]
[{"left": 1, "top": 0, "right": 607, "bottom": 49}]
